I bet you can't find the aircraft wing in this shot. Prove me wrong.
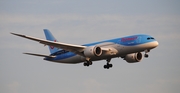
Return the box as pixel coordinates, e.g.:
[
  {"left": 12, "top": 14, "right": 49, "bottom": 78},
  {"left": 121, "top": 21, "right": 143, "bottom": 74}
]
[
  {"left": 11, "top": 33, "right": 87, "bottom": 55},
  {"left": 24, "top": 52, "right": 56, "bottom": 58}
]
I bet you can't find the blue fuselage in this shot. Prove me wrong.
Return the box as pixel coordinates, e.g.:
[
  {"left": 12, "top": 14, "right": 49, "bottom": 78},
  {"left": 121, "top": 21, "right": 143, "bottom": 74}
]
[{"left": 44, "top": 34, "right": 158, "bottom": 63}]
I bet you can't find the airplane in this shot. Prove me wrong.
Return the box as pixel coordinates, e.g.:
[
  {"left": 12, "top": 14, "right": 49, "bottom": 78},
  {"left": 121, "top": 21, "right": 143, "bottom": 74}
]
[{"left": 11, "top": 29, "right": 159, "bottom": 69}]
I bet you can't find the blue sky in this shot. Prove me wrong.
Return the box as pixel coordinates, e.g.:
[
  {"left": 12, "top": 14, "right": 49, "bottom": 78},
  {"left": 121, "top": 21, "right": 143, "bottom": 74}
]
[{"left": 0, "top": 0, "right": 180, "bottom": 93}]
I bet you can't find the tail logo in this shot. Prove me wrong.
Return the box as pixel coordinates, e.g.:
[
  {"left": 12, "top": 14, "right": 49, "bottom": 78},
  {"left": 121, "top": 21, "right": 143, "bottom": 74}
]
[{"left": 50, "top": 40, "right": 56, "bottom": 49}]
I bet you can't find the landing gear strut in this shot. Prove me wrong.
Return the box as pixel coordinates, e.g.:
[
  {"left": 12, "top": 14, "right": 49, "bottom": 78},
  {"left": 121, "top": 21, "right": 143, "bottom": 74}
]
[
  {"left": 104, "top": 59, "right": 113, "bottom": 69},
  {"left": 83, "top": 57, "right": 92, "bottom": 67}
]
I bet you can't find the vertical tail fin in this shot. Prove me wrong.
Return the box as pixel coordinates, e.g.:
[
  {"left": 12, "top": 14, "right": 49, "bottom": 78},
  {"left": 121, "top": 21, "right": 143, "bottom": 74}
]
[{"left": 44, "top": 29, "right": 59, "bottom": 54}]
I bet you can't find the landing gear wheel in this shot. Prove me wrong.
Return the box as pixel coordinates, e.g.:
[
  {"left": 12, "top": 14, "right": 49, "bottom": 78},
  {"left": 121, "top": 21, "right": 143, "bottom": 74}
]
[
  {"left": 144, "top": 54, "right": 149, "bottom": 58},
  {"left": 83, "top": 62, "right": 89, "bottom": 66},
  {"left": 104, "top": 63, "right": 113, "bottom": 69},
  {"left": 104, "top": 65, "right": 109, "bottom": 69},
  {"left": 89, "top": 61, "right": 92, "bottom": 65},
  {"left": 109, "top": 64, "right": 113, "bottom": 68},
  {"left": 83, "top": 61, "right": 92, "bottom": 67}
]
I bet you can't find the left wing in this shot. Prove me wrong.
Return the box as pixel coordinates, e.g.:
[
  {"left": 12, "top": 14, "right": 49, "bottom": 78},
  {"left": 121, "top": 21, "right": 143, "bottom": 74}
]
[
  {"left": 11, "top": 33, "right": 87, "bottom": 55},
  {"left": 23, "top": 52, "right": 56, "bottom": 58}
]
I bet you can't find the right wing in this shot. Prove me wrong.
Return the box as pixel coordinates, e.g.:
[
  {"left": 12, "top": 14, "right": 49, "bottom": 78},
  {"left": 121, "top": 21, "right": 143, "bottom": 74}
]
[{"left": 11, "top": 33, "right": 87, "bottom": 56}]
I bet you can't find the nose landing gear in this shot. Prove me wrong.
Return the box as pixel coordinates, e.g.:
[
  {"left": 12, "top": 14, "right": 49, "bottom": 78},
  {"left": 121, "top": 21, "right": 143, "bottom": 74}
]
[
  {"left": 144, "top": 49, "right": 150, "bottom": 58},
  {"left": 144, "top": 54, "right": 149, "bottom": 58}
]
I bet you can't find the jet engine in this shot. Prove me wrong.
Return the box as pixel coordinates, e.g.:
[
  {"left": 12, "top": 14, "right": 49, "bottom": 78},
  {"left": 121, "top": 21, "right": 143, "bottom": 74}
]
[
  {"left": 124, "top": 52, "right": 143, "bottom": 63},
  {"left": 83, "top": 46, "right": 102, "bottom": 57}
]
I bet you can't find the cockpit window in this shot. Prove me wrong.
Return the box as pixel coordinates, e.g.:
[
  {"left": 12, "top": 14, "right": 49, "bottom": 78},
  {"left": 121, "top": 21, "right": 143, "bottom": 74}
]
[{"left": 147, "top": 37, "right": 155, "bottom": 40}]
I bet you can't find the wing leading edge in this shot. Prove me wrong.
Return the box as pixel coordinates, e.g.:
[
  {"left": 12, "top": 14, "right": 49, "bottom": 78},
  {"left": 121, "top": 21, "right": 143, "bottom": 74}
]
[
  {"left": 11, "top": 33, "right": 87, "bottom": 55},
  {"left": 23, "top": 52, "right": 56, "bottom": 58}
]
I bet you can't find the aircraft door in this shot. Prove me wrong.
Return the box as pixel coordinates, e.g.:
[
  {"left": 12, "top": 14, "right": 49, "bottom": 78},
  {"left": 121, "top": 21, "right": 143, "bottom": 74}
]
[{"left": 136, "top": 36, "right": 141, "bottom": 44}]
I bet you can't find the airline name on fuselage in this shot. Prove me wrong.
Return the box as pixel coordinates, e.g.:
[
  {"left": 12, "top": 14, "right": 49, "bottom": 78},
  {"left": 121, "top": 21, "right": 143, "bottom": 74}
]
[{"left": 121, "top": 36, "right": 138, "bottom": 42}]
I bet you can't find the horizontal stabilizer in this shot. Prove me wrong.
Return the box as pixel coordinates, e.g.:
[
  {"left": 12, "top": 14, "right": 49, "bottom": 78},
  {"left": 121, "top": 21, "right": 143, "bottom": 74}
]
[{"left": 23, "top": 53, "right": 56, "bottom": 58}]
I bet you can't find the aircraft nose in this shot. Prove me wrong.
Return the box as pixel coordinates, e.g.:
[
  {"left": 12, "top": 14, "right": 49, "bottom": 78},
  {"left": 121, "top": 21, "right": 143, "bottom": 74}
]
[{"left": 153, "top": 41, "right": 159, "bottom": 48}]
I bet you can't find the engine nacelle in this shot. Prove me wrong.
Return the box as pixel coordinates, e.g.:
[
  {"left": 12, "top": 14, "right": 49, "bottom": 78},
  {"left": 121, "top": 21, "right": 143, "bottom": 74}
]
[
  {"left": 124, "top": 52, "right": 143, "bottom": 63},
  {"left": 84, "top": 46, "right": 102, "bottom": 57}
]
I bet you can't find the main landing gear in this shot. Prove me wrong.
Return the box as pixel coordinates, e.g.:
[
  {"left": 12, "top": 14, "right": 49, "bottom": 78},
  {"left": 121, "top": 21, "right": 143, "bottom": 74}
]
[
  {"left": 83, "top": 58, "right": 113, "bottom": 69},
  {"left": 104, "top": 59, "right": 113, "bottom": 69},
  {"left": 83, "top": 61, "right": 92, "bottom": 67}
]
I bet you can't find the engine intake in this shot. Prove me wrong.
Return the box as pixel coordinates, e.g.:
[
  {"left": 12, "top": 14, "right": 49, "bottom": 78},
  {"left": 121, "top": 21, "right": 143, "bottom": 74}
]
[
  {"left": 124, "top": 52, "right": 143, "bottom": 63},
  {"left": 84, "top": 46, "right": 102, "bottom": 57}
]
